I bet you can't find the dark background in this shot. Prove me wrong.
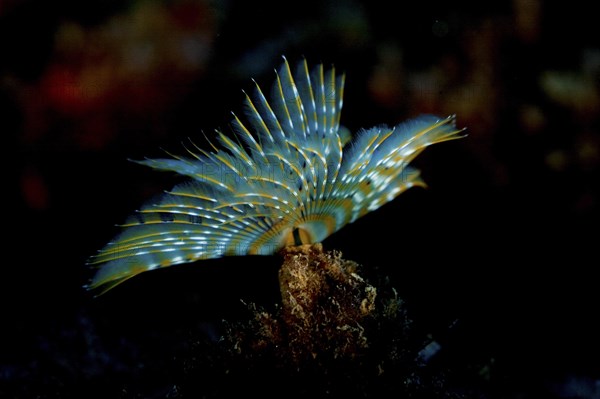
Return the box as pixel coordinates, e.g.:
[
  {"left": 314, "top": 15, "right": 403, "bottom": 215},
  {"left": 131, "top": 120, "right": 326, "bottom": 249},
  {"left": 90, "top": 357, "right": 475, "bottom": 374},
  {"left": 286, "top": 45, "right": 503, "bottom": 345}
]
[{"left": 2, "top": 0, "right": 599, "bottom": 397}]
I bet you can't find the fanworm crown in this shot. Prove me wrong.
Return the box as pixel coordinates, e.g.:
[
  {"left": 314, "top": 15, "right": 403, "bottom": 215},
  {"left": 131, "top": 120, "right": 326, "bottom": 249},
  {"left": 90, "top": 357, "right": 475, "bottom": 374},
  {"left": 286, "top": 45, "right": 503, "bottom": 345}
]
[{"left": 88, "top": 57, "right": 466, "bottom": 293}]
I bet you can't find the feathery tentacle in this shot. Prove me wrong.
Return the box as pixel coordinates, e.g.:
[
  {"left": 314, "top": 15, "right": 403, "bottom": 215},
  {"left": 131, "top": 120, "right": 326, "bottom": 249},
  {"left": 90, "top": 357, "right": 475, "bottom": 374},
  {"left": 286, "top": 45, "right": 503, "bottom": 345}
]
[{"left": 88, "top": 56, "right": 465, "bottom": 293}]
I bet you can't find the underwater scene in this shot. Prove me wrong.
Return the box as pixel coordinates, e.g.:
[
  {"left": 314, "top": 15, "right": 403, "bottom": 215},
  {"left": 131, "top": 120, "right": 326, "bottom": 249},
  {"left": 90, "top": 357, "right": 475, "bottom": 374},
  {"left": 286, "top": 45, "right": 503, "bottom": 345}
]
[{"left": 2, "top": 0, "right": 598, "bottom": 397}]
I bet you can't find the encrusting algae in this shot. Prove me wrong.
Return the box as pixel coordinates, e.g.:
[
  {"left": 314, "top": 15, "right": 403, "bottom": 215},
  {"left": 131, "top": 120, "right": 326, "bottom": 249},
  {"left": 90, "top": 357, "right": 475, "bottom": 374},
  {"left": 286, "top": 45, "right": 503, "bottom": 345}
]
[
  {"left": 277, "top": 243, "right": 376, "bottom": 362},
  {"left": 192, "top": 245, "right": 462, "bottom": 398},
  {"left": 224, "top": 244, "right": 379, "bottom": 364}
]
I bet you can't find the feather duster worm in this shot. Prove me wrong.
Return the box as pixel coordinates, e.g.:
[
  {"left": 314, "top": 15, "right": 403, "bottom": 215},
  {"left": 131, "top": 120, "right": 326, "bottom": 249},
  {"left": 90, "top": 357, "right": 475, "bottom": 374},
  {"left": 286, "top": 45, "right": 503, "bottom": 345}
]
[{"left": 87, "top": 57, "right": 466, "bottom": 293}]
